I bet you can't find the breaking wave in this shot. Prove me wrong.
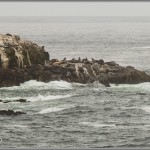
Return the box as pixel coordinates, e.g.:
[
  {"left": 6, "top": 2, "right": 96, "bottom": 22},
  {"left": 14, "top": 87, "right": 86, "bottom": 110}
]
[
  {"left": 110, "top": 82, "right": 150, "bottom": 93},
  {"left": 79, "top": 122, "right": 116, "bottom": 128},
  {"left": 28, "top": 94, "right": 72, "bottom": 102},
  {"left": 0, "top": 94, "right": 72, "bottom": 102},
  {"left": 39, "top": 104, "right": 75, "bottom": 114},
  {"left": 0, "top": 80, "right": 73, "bottom": 91},
  {"left": 141, "top": 106, "right": 150, "bottom": 113},
  {"left": 131, "top": 46, "right": 150, "bottom": 49}
]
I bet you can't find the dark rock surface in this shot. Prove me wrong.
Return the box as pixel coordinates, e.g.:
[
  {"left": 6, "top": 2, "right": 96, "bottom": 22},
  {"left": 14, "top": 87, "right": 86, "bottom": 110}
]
[
  {"left": 0, "top": 33, "right": 150, "bottom": 87},
  {"left": 0, "top": 110, "right": 26, "bottom": 116},
  {"left": 1, "top": 99, "right": 28, "bottom": 103},
  {"left": 15, "top": 99, "right": 27, "bottom": 103}
]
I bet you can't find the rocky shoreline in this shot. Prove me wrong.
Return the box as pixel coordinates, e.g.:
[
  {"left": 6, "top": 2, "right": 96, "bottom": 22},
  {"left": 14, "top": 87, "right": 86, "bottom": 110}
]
[{"left": 0, "top": 33, "right": 149, "bottom": 88}]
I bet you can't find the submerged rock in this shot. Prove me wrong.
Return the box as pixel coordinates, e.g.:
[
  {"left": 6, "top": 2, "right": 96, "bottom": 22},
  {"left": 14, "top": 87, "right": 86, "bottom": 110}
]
[
  {"left": 0, "top": 33, "right": 150, "bottom": 87},
  {"left": 0, "top": 110, "right": 26, "bottom": 116},
  {"left": 14, "top": 99, "right": 27, "bottom": 103},
  {"left": 2, "top": 99, "right": 28, "bottom": 103}
]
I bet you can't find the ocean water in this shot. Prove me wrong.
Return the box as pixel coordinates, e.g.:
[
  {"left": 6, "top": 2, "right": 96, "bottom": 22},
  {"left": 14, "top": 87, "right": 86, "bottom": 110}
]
[{"left": 0, "top": 16, "right": 150, "bottom": 148}]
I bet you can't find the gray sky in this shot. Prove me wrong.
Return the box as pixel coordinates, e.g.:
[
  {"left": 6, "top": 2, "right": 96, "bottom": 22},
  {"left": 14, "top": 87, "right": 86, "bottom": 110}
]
[{"left": 0, "top": 2, "right": 150, "bottom": 16}]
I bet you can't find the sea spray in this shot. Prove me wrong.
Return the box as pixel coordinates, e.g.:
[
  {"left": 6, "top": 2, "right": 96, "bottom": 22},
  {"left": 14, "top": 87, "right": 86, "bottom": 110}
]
[
  {"left": 110, "top": 82, "right": 150, "bottom": 93},
  {"left": 79, "top": 122, "right": 116, "bottom": 128},
  {"left": 39, "top": 104, "right": 75, "bottom": 114},
  {"left": 28, "top": 94, "right": 72, "bottom": 102},
  {"left": 0, "top": 80, "right": 73, "bottom": 91}
]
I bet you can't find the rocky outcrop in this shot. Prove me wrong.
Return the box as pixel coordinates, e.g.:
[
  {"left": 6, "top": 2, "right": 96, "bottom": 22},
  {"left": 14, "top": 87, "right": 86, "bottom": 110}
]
[
  {"left": 0, "top": 99, "right": 28, "bottom": 103},
  {"left": 0, "top": 33, "right": 49, "bottom": 69},
  {"left": 0, "top": 110, "right": 26, "bottom": 116},
  {"left": 0, "top": 33, "right": 150, "bottom": 87}
]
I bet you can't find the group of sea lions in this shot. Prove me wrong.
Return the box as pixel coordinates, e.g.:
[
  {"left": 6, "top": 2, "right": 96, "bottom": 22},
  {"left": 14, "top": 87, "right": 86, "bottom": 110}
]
[{"left": 49, "top": 57, "right": 105, "bottom": 65}]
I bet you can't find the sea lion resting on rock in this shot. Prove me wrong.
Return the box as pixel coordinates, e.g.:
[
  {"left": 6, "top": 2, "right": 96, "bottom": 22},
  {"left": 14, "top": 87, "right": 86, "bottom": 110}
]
[
  {"left": 105, "top": 61, "right": 119, "bottom": 66},
  {"left": 50, "top": 59, "right": 59, "bottom": 64},
  {"left": 92, "top": 58, "right": 104, "bottom": 65},
  {"left": 68, "top": 58, "right": 79, "bottom": 63},
  {"left": 81, "top": 58, "right": 92, "bottom": 64}
]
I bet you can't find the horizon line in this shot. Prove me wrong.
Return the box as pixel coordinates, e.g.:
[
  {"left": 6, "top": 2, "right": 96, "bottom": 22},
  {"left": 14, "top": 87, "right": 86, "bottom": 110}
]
[{"left": 0, "top": 15, "right": 150, "bottom": 17}]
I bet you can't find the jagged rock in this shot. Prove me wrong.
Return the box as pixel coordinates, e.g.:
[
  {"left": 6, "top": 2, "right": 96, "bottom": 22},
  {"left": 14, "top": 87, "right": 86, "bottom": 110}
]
[
  {"left": 0, "top": 33, "right": 49, "bottom": 69},
  {"left": 14, "top": 99, "right": 27, "bottom": 103},
  {"left": 2, "top": 99, "right": 28, "bottom": 103},
  {"left": 3, "top": 101, "right": 10, "bottom": 103},
  {"left": 0, "top": 110, "right": 26, "bottom": 116},
  {"left": 0, "top": 58, "right": 149, "bottom": 87}
]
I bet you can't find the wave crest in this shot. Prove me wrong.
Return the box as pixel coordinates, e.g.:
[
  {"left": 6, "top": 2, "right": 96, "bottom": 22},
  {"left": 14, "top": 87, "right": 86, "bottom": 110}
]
[
  {"left": 110, "top": 82, "right": 150, "bottom": 93},
  {"left": 0, "top": 80, "right": 73, "bottom": 91},
  {"left": 39, "top": 104, "right": 75, "bottom": 114},
  {"left": 79, "top": 122, "right": 116, "bottom": 128},
  {"left": 28, "top": 94, "right": 71, "bottom": 102}
]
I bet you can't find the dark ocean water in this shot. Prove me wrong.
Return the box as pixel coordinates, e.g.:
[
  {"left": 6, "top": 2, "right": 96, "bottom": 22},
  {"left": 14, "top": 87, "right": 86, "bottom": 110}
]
[{"left": 0, "top": 17, "right": 150, "bottom": 148}]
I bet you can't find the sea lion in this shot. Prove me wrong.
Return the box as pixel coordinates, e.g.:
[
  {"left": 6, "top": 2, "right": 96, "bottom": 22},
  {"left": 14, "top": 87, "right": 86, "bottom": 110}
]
[
  {"left": 53, "top": 61, "right": 64, "bottom": 65},
  {"left": 105, "top": 61, "right": 118, "bottom": 66},
  {"left": 97, "top": 59, "right": 104, "bottom": 65},
  {"left": 50, "top": 59, "right": 59, "bottom": 64},
  {"left": 69, "top": 58, "right": 78, "bottom": 63},
  {"left": 82, "top": 58, "right": 91, "bottom": 64},
  {"left": 126, "top": 66, "right": 134, "bottom": 69},
  {"left": 81, "top": 58, "right": 86, "bottom": 63},
  {"left": 6, "top": 33, "right": 12, "bottom": 36},
  {"left": 78, "top": 57, "right": 81, "bottom": 63},
  {"left": 41, "top": 46, "right": 45, "bottom": 51},
  {"left": 91, "top": 58, "right": 96, "bottom": 63},
  {"left": 63, "top": 57, "right": 67, "bottom": 62}
]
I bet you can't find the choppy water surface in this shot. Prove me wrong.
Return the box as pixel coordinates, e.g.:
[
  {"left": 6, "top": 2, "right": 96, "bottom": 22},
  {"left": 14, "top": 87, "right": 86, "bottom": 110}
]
[{"left": 0, "top": 17, "right": 150, "bottom": 148}]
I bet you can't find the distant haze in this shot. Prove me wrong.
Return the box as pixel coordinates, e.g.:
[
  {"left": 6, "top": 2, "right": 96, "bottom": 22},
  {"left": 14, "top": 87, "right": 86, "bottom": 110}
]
[{"left": 0, "top": 2, "right": 150, "bottom": 16}]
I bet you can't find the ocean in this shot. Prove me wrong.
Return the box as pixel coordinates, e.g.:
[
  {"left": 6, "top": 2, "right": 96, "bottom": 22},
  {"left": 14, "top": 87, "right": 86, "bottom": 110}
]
[{"left": 0, "top": 16, "right": 150, "bottom": 148}]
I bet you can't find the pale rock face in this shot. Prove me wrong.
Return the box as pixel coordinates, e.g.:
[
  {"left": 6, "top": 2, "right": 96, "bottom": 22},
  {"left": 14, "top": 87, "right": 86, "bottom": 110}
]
[
  {"left": 0, "top": 47, "right": 9, "bottom": 69},
  {"left": 75, "top": 63, "right": 83, "bottom": 77},
  {"left": 0, "top": 33, "right": 49, "bottom": 69}
]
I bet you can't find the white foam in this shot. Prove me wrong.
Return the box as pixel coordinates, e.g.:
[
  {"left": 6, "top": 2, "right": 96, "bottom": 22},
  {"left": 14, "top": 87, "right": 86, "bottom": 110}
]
[
  {"left": 11, "top": 125, "right": 28, "bottom": 128},
  {"left": 28, "top": 94, "right": 71, "bottom": 102},
  {"left": 79, "top": 122, "right": 116, "bottom": 128},
  {"left": 2, "top": 97, "right": 21, "bottom": 101},
  {"left": 72, "top": 82, "right": 87, "bottom": 87},
  {"left": 144, "top": 125, "right": 150, "bottom": 127},
  {"left": 0, "top": 80, "right": 73, "bottom": 91},
  {"left": 142, "top": 106, "right": 150, "bottom": 113},
  {"left": 131, "top": 46, "right": 150, "bottom": 49},
  {"left": 89, "top": 81, "right": 106, "bottom": 90},
  {"left": 2, "top": 124, "right": 28, "bottom": 128},
  {"left": 110, "top": 82, "right": 150, "bottom": 93},
  {"left": 39, "top": 104, "right": 75, "bottom": 114},
  {"left": 0, "top": 94, "right": 72, "bottom": 103}
]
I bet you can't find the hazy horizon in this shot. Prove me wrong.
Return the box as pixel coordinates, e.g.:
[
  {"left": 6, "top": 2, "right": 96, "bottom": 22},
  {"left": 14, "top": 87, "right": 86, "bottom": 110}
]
[
  {"left": 0, "top": 2, "right": 150, "bottom": 16},
  {"left": 1, "top": 16, "right": 150, "bottom": 17}
]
